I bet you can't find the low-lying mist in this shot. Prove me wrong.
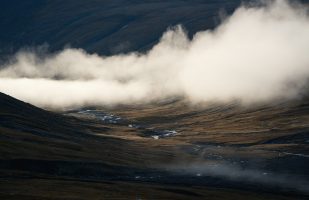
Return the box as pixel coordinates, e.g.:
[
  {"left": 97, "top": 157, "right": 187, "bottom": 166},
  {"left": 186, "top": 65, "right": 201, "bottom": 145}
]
[
  {"left": 1, "top": 0, "right": 309, "bottom": 109},
  {"left": 168, "top": 161, "right": 309, "bottom": 193}
]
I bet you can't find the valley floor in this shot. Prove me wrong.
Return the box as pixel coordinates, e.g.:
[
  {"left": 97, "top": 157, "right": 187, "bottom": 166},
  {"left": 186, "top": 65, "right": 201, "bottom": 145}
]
[{"left": 0, "top": 93, "right": 309, "bottom": 199}]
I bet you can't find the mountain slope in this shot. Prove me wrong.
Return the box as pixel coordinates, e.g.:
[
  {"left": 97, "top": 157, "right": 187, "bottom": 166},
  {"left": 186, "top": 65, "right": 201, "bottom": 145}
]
[
  {"left": 0, "top": 0, "right": 243, "bottom": 56},
  {"left": 1, "top": 92, "right": 308, "bottom": 199},
  {"left": 0, "top": 92, "right": 173, "bottom": 165}
]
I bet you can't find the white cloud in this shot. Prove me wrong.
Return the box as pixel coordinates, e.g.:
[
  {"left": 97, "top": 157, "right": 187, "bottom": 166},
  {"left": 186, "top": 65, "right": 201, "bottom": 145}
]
[{"left": 1, "top": 0, "right": 309, "bottom": 109}]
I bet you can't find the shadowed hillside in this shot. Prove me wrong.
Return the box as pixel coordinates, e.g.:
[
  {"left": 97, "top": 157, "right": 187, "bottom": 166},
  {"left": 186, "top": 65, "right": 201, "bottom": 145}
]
[
  {"left": 0, "top": 0, "right": 243, "bottom": 56},
  {"left": 0, "top": 92, "right": 177, "bottom": 165},
  {"left": 3, "top": 0, "right": 308, "bottom": 57}
]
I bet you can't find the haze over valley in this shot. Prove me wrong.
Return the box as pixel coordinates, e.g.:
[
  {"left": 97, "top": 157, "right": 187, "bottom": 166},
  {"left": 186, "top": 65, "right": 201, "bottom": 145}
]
[{"left": 0, "top": 0, "right": 309, "bottom": 199}]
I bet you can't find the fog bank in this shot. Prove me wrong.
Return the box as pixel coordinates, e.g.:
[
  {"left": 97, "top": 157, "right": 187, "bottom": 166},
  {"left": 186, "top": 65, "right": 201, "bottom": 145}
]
[
  {"left": 169, "top": 162, "right": 309, "bottom": 193},
  {"left": 1, "top": 0, "right": 309, "bottom": 109}
]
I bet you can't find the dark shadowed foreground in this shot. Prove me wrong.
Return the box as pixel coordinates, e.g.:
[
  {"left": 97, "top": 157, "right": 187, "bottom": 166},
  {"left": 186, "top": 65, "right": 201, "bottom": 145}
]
[{"left": 0, "top": 92, "right": 308, "bottom": 199}]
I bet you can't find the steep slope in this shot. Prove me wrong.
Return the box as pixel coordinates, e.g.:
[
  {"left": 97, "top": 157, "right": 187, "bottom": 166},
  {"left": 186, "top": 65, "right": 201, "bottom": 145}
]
[
  {"left": 2, "top": 0, "right": 308, "bottom": 57},
  {"left": 0, "top": 92, "right": 175, "bottom": 164},
  {"left": 0, "top": 0, "right": 242, "bottom": 57}
]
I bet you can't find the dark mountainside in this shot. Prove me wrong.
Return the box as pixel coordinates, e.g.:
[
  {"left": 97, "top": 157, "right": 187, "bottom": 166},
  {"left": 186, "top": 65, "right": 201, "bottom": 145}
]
[
  {"left": 1, "top": 0, "right": 309, "bottom": 199},
  {"left": 1, "top": 0, "right": 309, "bottom": 57},
  {"left": 0, "top": 0, "right": 242, "bottom": 57}
]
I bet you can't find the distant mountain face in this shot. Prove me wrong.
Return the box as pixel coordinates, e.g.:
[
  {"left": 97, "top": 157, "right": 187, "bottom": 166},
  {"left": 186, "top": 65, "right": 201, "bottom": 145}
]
[
  {"left": 1, "top": 0, "right": 309, "bottom": 57},
  {"left": 0, "top": 0, "right": 245, "bottom": 56}
]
